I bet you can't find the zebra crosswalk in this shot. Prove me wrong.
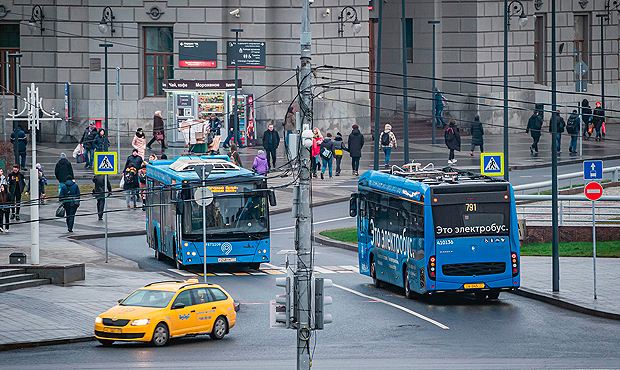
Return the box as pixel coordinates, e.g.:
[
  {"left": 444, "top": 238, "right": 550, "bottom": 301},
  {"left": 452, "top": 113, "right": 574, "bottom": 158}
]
[{"left": 167, "top": 263, "right": 360, "bottom": 278}]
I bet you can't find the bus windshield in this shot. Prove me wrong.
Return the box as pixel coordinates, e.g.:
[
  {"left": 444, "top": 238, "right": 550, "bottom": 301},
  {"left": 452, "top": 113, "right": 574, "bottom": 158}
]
[
  {"left": 433, "top": 202, "right": 510, "bottom": 238},
  {"left": 183, "top": 193, "right": 268, "bottom": 237}
]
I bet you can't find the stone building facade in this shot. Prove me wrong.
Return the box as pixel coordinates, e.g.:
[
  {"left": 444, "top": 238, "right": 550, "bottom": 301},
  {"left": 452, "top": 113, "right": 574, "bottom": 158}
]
[{"left": 0, "top": 0, "right": 370, "bottom": 144}]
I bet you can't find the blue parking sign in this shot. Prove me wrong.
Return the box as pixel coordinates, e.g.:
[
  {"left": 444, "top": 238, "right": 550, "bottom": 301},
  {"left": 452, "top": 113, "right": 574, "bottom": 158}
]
[
  {"left": 583, "top": 160, "right": 603, "bottom": 181},
  {"left": 94, "top": 152, "right": 118, "bottom": 175}
]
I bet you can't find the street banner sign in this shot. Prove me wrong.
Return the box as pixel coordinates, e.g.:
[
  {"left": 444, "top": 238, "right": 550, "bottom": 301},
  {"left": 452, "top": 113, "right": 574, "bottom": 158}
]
[
  {"left": 583, "top": 160, "right": 603, "bottom": 180},
  {"left": 94, "top": 152, "right": 118, "bottom": 175},
  {"left": 584, "top": 181, "right": 603, "bottom": 201},
  {"left": 480, "top": 152, "right": 504, "bottom": 177}
]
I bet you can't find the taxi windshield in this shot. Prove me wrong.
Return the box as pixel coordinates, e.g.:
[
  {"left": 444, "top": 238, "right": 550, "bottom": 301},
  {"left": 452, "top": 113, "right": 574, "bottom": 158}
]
[{"left": 120, "top": 289, "right": 175, "bottom": 308}]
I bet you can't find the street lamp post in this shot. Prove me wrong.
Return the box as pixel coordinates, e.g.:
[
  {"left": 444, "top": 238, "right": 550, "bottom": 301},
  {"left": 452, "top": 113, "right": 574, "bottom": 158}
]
[
  {"left": 27, "top": 5, "right": 45, "bottom": 35},
  {"left": 428, "top": 20, "right": 439, "bottom": 145},
  {"left": 551, "top": 0, "right": 559, "bottom": 292},
  {"left": 337, "top": 6, "right": 362, "bottom": 38},
  {"left": 373, "top": 0, "right": 384, "bottom": 170},
  {"left": 99, "top": 7, "right": 115, "bottom": 138},
  {"left": 401, "top": 0, "right": 409, "bottom": 164},
  {"left": 503, "top": 0, "right": 527, "bottom": 182},
  {"left": 231, "top": 28, "right": 243, "bottom": 147}
]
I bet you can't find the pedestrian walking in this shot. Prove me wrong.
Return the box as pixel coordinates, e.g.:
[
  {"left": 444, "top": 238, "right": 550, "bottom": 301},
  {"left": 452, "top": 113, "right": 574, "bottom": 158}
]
[
  {"left": 0, "top": 184, "right": 10, "bottom": 232},
  {"left": 581, "top": 99, "right": 593, "bottom": 140},
  {"left": 54, "top": 153, "right": 74, "bottom": 194},
  {"left": 526, "top": 109, "right": 543, "bottom": 155},
  {"left": 79, "top": 122, "right": 97, "bottom": 169},
  {"left": 380, "top": 124, "right": 397, "bottom": 168},
  {"left": 223, "top": 112, "right": 235, "bottom": 149},
  {"left": 0, "top": 168, "right": 7, "bottom": 186},
  {"left": 122, "top": 166, "right": 139, "bottom": 209},
  {"left": 7, "top": 165, "right": 25, "bottom": 221},
  {"left": 138, "top": 164, "right": 147, "bottom": 210},
  {"left": 262, "top": 123, "right": 280, "bottom": 170},
  {"left": 92, "top": 174, "right": 112, "bottom": 221},
  {"left": 333, "top": 132, "right": 346, "bottom": 176},
  {"left": 124, "top": 149, "right": 143, "bottom": 171},
  {"left": 10, "top": 125, "right": 27, "bottom": 169},
  {"left": 469, "top": 115, "right": 484, "bottom": 156},
  {"left": 228, "top": 143, "right": 243, "bottom": 167},
  {"left": 311, "top": 128, "right": 323, "bottom": 177},
  {"left": 131, "top": 128, "right": 147, "bottom": 159},
  {"left": 549, "top": 110, "right": 565, "bottom": 153},
  {"left": 567, "top": 109, "right": 581, "bottom": 155},
  {"left": 593, "top": 101, "right": 605, "bottom": 142},
  {"left": 444, "top": 119, "right": 461, "bottom": 165},
  {"left": 36, "top": 163, "right": 47, "bottom": 204},
  {"left": 434, "top": 88, "right": 446, "bottom": 127},
  {"left": 59, "top": 175, "right": 80, "bottom": 232},
  {"left": 347, "top": 124, "right": 364, "bottom": 176},
  {"left": 252, "top": 150, "right": 269, "bottom": 176},
  {"left": 319, "top": 132, "right": 335, "bottom": 179},
  {"left": 147, "top": 111, "right": 167, "bottom": 150},
  {"left": 283, "top": 106, "right": 296, "bottom": 150},
  {"left": 94, "top": 129, "right": 110, "bottom": 152}
]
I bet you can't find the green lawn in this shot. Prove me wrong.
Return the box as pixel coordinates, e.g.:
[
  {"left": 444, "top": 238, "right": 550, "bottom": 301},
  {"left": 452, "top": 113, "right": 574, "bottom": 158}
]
[{"left": 319, "top": 227, "right": 620, "bottom": 257}]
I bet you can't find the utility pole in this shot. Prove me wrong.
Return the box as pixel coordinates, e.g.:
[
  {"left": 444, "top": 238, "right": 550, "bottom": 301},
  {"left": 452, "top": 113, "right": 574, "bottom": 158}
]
[
  {"left": 401, "top": 0, "right": 409, "bottom": 164},
  {"left": 550, "top": 0, "right": 559, "bottom": 292},
  {"left": 116, "top": 67, "right": 121, "bottom": 159},
  {"left": 296, "top": 0, "right": 313, "bottom": 368},
  {"left": 231, "top": 29, "right": 243, "bottom": 146},
  {"left": 429, "top": 20, "right": 439, "bottom": 145},
  {"left": 373, "top": 0, "right": 384, "bottom": 170},
  {"left": 503, "top": 0, "right": 510, "bottom": 181}
]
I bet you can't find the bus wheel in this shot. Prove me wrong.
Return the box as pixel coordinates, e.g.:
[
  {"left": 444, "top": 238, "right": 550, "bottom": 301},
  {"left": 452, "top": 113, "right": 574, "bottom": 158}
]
[
  {"left": 370, "top": 257, "right": 381, "bottom": 288},
  {"left": 474, "top": 292, "right": 487, "bottom": 302},
  {"left": 248, "top": 263, "right": 261, "bottom": 270},
  {"left": 487, "top": 291, "right": 500, "bottom": 300},
  {"left": 404, "top": 268, "right": 414, "bottom": 299}
]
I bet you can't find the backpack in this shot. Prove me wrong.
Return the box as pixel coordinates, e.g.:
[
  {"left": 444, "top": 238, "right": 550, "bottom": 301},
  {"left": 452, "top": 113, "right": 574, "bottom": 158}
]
[
  {"left": 380, "top": 132, "right": 390, "bottom": 146},
  {"left": 567, "top": 117, "right": 578, "bottom": 134}
]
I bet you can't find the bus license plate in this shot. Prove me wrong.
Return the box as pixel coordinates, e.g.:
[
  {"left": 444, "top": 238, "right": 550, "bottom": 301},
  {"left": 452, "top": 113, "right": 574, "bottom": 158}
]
[
  {"left": 103, "top": 327, "right": 122, "bottom": 333},
  {"left": 217, "top": 257, "right": 237, "bottom": 263},
  {"left": 464, "top": 283, "right": 485, "bottom": 289}
]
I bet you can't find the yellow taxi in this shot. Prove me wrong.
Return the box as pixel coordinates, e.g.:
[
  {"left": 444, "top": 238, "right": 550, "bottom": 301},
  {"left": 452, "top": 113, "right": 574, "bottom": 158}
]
[{"left": 94, "top": 279, "right": 238, "bottom": 347}]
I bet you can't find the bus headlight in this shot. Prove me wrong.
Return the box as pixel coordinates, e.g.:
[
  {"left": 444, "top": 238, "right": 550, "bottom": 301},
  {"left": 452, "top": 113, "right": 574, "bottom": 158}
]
[{"left": 192, "top": 252, "right": 196, "bottom": 256}]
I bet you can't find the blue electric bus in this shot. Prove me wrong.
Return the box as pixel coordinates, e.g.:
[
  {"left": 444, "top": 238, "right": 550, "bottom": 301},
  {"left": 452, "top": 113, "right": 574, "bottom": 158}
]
[
  {"left": 350, "top": 167, "right": 520, "bottom": 300},
  {"left": 146, "top": 155, "right": 274, "bottom": 270}
]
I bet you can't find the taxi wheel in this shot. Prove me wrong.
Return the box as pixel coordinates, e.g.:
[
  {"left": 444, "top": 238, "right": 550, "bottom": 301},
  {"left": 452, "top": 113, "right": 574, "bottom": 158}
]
[
  {"left": 210, "top": 316, "right": 228, "bottom": 340},
  {"left": 97, "top": 339, "right": 114, "bottom": 347},
  {"left": 151, "top": 323, "right": 169, "bottom": 347}
]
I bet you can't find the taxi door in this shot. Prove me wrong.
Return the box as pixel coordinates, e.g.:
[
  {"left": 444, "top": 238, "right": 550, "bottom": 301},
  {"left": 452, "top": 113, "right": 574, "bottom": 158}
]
[
  {"left": 204, "top": 287, "right": 232, "bottom": 331},
  {"left": 169, "top": 290, "right": 197, "bottom": 336},
  {"left": 189, "top": 288, "right": 215, "bottom": 333}
]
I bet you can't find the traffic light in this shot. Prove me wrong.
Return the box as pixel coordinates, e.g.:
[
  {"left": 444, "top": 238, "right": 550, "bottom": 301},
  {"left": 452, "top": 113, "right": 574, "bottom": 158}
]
[
  {"left": 313, "top": 277, "right": 332, "bottom": 330},
  {"left": 275, "top": 276, "right": 294, "bottom": 328}
]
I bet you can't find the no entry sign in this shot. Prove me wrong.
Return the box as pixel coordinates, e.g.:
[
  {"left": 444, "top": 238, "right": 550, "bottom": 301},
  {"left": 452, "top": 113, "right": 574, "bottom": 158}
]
[{"left": 584, "top": 181, "right": 603, "bottom": 201}]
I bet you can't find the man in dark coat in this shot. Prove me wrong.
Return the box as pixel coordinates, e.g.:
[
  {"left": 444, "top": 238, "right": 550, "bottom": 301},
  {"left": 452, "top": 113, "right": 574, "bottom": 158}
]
[
  {"left": 581, "top": 99, "right": 592, "bottom": 140},
  {"left": 549, "top": 110, "right": 565, "bottom": 154},
  {"left": 147, "top": 110, "right": 167, "bottom": 150},
  {"left": 262, "top": 123, "right": 280, "bottom": 169},
  {"left": 469, "top": 115, "right": 484, "bottom": 156},
  {"left": 347, "top": 124, "right": 364, "bottom": 176},
  {"left": 93, "top": 174, "right": 112, "bottom": 221},
  {"left": 10, "top": 126, "right": 27, "bottom": 169},
  {"left": 444, "top": 120, "right": 461, "bottom": 165},
  {"left": 59, "top": 176, "right": 80, "bottom": 232},
  {"left": 124, "top": 149, "right": 144, "bottom": 171},
  {"left": 80, "top": 122, "right": 97, "bottom": 169},
  {"left": 592, "top": 101, "right": 605, "bottom": 142},
  {"left": 7, "top": 165, "right": 25, "bottom": 221},
  {"left": 55, "top": 153, "right": 74, "bottom": 191},
  {"left": 526, "top": 110, "right": 543, "bottom": 155}
]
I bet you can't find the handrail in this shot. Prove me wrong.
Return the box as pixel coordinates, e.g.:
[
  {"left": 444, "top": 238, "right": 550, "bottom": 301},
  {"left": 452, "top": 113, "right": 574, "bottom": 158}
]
[
  {"left": 513, "top": 166, "right": 620, "bottom": 191},
  {"left": 515, "top": 194, "right": 620, "bottom": 201}
]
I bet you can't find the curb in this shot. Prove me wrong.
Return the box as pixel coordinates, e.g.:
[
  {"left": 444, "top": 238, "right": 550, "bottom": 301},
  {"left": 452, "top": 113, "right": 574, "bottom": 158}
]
[
  {"left": 509, "top": 154, "right": 620, "bottom": 171},
  {"left": 0, "top": 336, "right": 94, "bottom": 352},
  {"left": 512, "top": 287, "right": 620, "bottom": 321},
  {"left": 313, "top": 234, "right": 620, "bottom": 321}
]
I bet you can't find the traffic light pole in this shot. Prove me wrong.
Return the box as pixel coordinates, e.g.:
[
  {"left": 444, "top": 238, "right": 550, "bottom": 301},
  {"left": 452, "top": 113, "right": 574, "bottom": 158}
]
[{"left": 296, "top": 1, "right": 313, "bottom": 368}]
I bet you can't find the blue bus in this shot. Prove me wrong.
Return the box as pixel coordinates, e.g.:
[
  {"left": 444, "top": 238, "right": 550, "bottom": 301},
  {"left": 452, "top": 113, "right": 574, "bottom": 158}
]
[
  {"left": 146, "top": 156, "right": 274, "bottom": 270},
  {"left": 350, "top": 168, "right": 520, "bottom": 300}
]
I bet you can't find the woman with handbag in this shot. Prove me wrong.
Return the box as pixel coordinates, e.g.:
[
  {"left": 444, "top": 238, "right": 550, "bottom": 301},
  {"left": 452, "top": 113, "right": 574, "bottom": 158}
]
[
  {"left": 333, "top": 132, "right": 346, "bottom": 176},
  {"left": 132, "top": 128, "right": 147, "bottom": 159},
  {"left": 319, "top": 132, "right": 335, "bottom": 179},
  {"left": 147, "top": 111, "right": 167, "bottom": 150}
]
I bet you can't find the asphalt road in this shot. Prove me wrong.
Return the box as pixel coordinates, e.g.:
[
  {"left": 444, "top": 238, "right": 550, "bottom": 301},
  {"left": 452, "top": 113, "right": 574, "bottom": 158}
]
[{"left": 2, "top": 196, "right": 620, "bottom": 369}]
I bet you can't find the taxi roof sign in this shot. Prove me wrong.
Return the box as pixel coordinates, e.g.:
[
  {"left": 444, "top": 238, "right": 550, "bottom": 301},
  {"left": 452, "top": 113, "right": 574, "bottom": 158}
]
[
  {"left": 480, "top": 152, "right": 504, "bottom": 177},
  {"left": 94, "top": 151, "right": 118, "bottom": 175}
]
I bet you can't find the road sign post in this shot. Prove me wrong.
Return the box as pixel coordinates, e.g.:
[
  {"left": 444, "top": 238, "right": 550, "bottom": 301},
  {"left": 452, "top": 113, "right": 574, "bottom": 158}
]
[
  {"left": 94, "top": 151, "right": 118, "bottom": 263},
  {"left": 480, "top": 153, "right": 504, "bottom": 177},
  {"left": 584, "top": 180, "right": 603, "bottom": 300},
  {"left": 194, "top": 164, "right": 213, "bottom": 283}
]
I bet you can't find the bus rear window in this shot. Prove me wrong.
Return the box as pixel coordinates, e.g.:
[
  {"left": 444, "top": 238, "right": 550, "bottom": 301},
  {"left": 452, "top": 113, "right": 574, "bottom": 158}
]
[{"left": 432, "top": 202, "right": 510, "bottom": 238}]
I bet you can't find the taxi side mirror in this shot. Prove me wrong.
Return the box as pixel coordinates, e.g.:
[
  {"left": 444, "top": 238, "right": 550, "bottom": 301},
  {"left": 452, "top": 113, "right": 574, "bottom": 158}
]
[
  {"left": 117, "top": 299, "right": 123, "bottom": 304},
  {"left": 172, "top": 302, "right": 186, "bottom": 310}
]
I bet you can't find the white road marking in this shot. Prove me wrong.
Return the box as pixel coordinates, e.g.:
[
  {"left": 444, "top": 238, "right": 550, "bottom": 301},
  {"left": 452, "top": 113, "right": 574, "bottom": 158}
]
[
  {"left": 168, "top": 268, "right": 196, "bottom": 277},
  {"left": 314, "top": 266, "right": 336, "bottom": 274},
  {"left": 271, "top": 216, "right": 352, "bottom": 232},
  {"left": 340, "top": 265, "right": 360, "bottom": 272},
  {"left": 214, "top": 272, "right": 232, "bottom": 276},
  {"left": 333, "top": 283, "right": 450, "bottom": 330},
  {"left": 324, "top": 265, "right": 353, "bottom": 273}
]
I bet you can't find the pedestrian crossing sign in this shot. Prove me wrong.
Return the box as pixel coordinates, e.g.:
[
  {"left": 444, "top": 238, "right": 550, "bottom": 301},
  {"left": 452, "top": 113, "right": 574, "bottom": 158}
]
[
  {"left": 480, "top": 152, "right": 504, "bottom": 177},
  {"left": 94, "top": 152, "right": 118, "bottom": 175}
]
